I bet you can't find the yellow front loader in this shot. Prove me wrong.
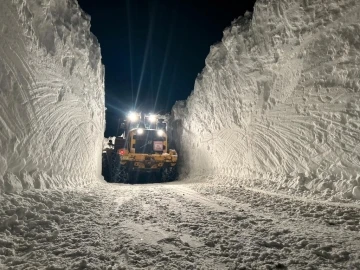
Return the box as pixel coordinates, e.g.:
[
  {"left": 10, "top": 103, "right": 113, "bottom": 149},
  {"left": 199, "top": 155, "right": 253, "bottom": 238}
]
[{"left": 103, "top": 112, "right": 178, "bottom": 183}]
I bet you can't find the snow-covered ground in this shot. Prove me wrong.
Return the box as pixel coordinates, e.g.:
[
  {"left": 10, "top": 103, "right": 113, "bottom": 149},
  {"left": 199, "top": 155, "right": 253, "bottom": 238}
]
[
  {"left": 171, "top": 0, "right": 360, "bottom": 201},
  {"left": 1, "top": 180, "right": 359, "bottom": 269},
  {"left": 0, "top": 0, "right": 105, "bottom": 193}
]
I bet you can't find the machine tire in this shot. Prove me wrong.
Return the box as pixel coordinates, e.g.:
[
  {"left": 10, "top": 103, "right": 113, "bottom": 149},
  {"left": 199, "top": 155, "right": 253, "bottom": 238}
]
[
  {"left": 161, "top": 166, "right": 178, "bottom": 182},
  {"left": 102, "top": 152, "right": 111, "bottom": 181},
  {"left": 117, "top": 165, "right": 131, "bottom": 183},
  {"left": 112, "top": 164, "right": 130, "bottom": 183},
  {"left": 109, "top": 152, "right": 119, "bottom": 182},
  {"left": 108, "top": 152, "right": 128, "bottom": 183}
]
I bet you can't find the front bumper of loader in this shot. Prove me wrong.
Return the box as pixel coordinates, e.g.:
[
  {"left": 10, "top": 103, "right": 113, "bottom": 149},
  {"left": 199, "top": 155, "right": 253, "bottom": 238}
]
[{"left": 120, "top": 153, "right": 177, "bottom": 172}]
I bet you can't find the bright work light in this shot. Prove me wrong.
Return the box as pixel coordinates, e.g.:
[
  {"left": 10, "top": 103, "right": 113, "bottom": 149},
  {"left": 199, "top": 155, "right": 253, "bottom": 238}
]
[
  {"left": 148, "top": 114, "right": 157, "bottom": 123},
  {"left": 137, "top": 128, "right": 144, "bottom": 135},
  {"left": 128, "top": 112, "right": 138, "bottom": 122},
  {"left": 157, "top": 130, "right": 164, "bottom": 136}
]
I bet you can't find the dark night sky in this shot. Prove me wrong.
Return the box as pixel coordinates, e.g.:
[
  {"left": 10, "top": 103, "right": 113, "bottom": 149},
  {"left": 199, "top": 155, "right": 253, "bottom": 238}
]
[{"left": 77, "top": 0, "right": 257, "bottom": 137}]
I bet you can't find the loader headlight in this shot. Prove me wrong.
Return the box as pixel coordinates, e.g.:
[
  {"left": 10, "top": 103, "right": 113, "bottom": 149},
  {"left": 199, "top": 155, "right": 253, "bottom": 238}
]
[
  {"left": 128, "top": 112, "right": 138, "bottom": 122},
  {"left": 148, "top": 114, "right": 157, "bottom": 123},
  {"left": 137, "top": 128, "right": 144, "bottom": 135},
  {"left": 157, "top": 130, "right": 164, "bottom": 136}
]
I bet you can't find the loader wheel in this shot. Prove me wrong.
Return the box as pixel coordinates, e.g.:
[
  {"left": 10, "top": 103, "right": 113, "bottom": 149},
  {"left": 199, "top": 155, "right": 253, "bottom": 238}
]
[
  {"left": 109, "top": 153, "right": 127, "bottom": 183},
  {"left": 161, "top": 166, "right": 178, "bottom": 182},
  {"left": 109, "top": 152, "right": 119, "bottom": 183},
  {"left": 102, "top": 152, "right": 110, "bottom": 181},
  {"left": 117, "top": 165, "right": 131, "bottom": 183},
  {"left": 112, "top": 162, "right": 130, "bottom": 183}
]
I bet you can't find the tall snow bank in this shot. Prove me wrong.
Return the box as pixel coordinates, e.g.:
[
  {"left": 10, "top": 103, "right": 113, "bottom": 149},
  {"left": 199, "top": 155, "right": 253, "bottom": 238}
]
[
  {"left": 172, "top": 0, "right": 360, "bottom": 200},
  {"left": 0, "top": 0, "right": 104, "bottom": 192}
]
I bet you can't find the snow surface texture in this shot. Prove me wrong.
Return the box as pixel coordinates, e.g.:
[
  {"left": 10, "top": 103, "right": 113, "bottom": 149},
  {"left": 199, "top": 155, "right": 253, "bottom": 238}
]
[
  {"left": 1, "top": 182, "right": 359, "bottom": 269},
  {"left": 171, "top": 0, "right": 360, "bottom": 201},
  {"left": 0, "top": 0, "right": 105, "bottom": 193}
]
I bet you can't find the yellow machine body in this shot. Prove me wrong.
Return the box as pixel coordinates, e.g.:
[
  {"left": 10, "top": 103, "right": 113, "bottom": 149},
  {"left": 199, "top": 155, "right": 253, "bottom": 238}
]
[
  {"left": 103, "top": 113, "right": 178, "bottom": 182},
  {"left": 117, "top": 129, "right": 177, "bottom": 172}
]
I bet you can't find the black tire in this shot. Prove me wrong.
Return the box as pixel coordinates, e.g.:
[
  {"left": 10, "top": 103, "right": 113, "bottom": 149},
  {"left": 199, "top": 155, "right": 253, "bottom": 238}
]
[
  {"left": 102, "top": 152, "right": 111, "bottom": 181},
  {"left": 110, "top": 153, "right": 130, "bottom": 183},
  {"left": 118, "top": 165, "right": 131, "bottom": 183},
  {"left": 161, "top": 166, "right": 178, "bottom": 182},
  {"left": 109, "top": 152, "right": 119, "bottom": 182},
  {"left": 112, "top": 164, "right": 131, "bottom": 183}
]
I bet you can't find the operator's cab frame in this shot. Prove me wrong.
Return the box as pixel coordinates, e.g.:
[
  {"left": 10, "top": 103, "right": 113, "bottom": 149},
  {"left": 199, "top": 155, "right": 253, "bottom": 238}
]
[{"left": 114, "top": 112, "right": 169, "bottom": 154}]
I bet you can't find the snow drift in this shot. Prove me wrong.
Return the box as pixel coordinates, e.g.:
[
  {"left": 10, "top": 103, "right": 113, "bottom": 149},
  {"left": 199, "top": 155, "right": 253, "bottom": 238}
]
[
  {"left": 172, "top": 0, "right": 360, "bottom": 200},
  {"left": 0, "top": 0, "right": 105, "bottom": 192}
]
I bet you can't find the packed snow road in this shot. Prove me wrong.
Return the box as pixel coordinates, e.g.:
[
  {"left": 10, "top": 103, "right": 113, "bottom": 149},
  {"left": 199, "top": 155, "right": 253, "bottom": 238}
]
[{"left": 1, "top": 180, "right": 360, "bottom": 270}]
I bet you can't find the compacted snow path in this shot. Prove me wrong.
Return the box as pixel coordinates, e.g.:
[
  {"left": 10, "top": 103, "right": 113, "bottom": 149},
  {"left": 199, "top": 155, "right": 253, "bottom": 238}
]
[{"left": 1, "top": 181, "right": 360, "bottom": 269}]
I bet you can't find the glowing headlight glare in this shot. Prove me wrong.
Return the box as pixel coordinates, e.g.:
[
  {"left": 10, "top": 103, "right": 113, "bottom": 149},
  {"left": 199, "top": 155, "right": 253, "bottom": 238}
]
[
  {"left": 128, "top": 112, "right": 138, "bottom": 122},
  {"left": 148, "top": 114, "right": 157, "bottom": 123},
  {"left": 157, "top": 130, "right": 164, "bottom": 136},
  {"left": 137, "top": 128, "right": 144, "bottom": 135}
]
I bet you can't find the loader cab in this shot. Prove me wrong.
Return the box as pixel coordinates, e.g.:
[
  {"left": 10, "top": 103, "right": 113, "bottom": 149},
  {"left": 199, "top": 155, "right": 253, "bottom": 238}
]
[
  {"left": 116, "top": 112, "right": 169, "bottom": 154},
  {"left": 129, "top": 129, "right": 167, "bottom": 154},
  {"left": 156, "top": 120, "right": 166, "bottom": 131}
]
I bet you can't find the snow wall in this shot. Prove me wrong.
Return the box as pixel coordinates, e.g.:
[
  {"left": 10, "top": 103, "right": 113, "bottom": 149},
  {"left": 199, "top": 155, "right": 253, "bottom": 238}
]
[
  {"left": 0, "top": 0, "right": 105, "bottom": 192},
  {"left": 171, "top": 0, "right": 360, "bottom": 200}
]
